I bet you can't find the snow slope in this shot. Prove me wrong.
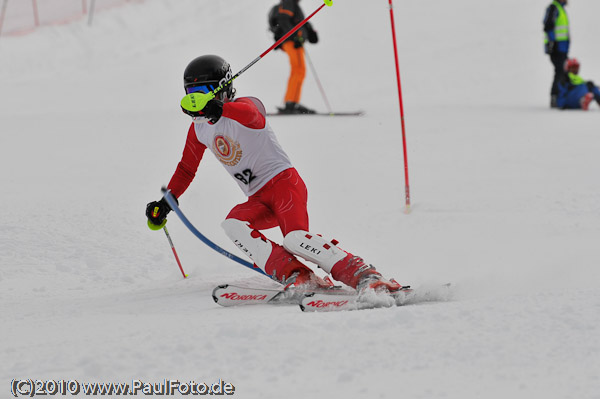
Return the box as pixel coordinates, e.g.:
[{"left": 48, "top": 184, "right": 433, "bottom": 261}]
[{"left": 1, "top": 1, "right": 599, "bottom": 398}]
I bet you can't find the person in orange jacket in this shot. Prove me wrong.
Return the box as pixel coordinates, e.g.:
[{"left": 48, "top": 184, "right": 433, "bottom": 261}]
[{"left": 270, "top": 0, "right": 319, "bottom": 114}]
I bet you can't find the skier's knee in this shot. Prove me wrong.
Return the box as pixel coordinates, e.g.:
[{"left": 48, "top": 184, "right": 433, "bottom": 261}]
[
  {"left": 221, "top": 218, "right": 272, "bottom": 269},
  {"left": 221, "top": 219, "right": 266, "bottom": 242},
  {"left": 283, "top": 230, "right": 347, "bottom": 273},
  {"left": 587, "top": 81, "right": 595, "bottom": 91}
]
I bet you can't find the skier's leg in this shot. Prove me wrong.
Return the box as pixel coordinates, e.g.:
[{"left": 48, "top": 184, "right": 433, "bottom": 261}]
[
  {"left": 226, "top": 198, "right": 279, "bottom": 231},
  {"left": 563, "top": 85, "right": 589, "bottom": 109},
  {"left": 588, "top": 81, "right": 600, "bottom": 105},
  {"left": 550, "top": 52, "right": 567, "bottom": 106},
  {"left": 258, "top": 168, "right": 310, "bottom": 236},
  {"left": 283, "top": 231, "right": 401, "bottom": 292},
  {"left": 257, "top": 168, "right": 400, "bottom": 291},
  {"left": 221, "top": 219, "right": 330, "bottom": 288},
  {"left": 222, "top": 185, "right": 329, "bottom": 288},
  {"left": 282, "top": 41, "right": 306, "bottom": 105}
]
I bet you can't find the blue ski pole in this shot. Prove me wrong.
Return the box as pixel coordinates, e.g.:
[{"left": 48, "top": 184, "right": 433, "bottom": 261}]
[{"left": 161, "top": 188, "right": 271, "bottom": 279}]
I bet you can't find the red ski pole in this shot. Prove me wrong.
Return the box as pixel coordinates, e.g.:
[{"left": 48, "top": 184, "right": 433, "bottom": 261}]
[
  {"left": 182, "top": 0, "right": 334, "bottom": 111},
  {"left": 163, "top": 225, "right": 188, "bottom": 279},
  {"left": 388, "top": 0, "right": 411, "bottom": 213},
  {"left": 0, "top": 0, "right": 8, "bottom": 38}
]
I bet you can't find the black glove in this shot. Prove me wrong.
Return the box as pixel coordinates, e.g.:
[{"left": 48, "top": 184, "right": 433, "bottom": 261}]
[
  {"left": 293, "top": 35, "right": 304, "bottom": 48},
  {"left": 587, "top": 81, "right": 595, "bottom": 91},
  {"left": 307, "top": 29, "right": 318, "bottom": 44},
  {"left": 202, "top": 99, "right": 224, "bottom": 123},
  {"left": 181, "top": 107, "right": 201, "bottom": 118},
  {"left": 545, "top": 40, "right": 555, "bottom": 54},
  {"left": 146, "top": 197, "right": 174, "bottom": 229},
  {"left": 181, "top": 99, "right": 223, "bottom": 123}
]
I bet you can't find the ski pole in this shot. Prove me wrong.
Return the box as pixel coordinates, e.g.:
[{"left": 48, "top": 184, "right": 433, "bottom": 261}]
[
  {"left": 88, "top": 0, "right": 96, "bottom": 26},
  {"left": 163, "top": 225, "right": 188, "bottom": 279},
  {"left": 161, "top": 188, "right": 273, "bottom": 279},
  {"left": 0, "top": 0, "right": 8, "bottom": 38},
  {"left": 183, "top": 0, "right": 334, "bottom": 111},
  {"left": 387, "top": 0, "right": 411, "bottom": 213},
  {"left": 304, "top": 48, "right": 333, "bottom": 115}
]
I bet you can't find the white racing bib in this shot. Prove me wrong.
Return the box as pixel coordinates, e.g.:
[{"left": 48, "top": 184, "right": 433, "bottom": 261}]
[{"left": 193, "top": 100, "right": 292, "bottom": 196}]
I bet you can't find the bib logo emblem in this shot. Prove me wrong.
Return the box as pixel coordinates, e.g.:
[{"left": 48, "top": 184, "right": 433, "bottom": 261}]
[{"left": 213, "top": 135, "right": 242, "bottom": 166}]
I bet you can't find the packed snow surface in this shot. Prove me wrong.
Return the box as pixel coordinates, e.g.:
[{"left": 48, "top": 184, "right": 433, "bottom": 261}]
[{"left": 1, "top": 1, "right": 599, "bottom": 398}]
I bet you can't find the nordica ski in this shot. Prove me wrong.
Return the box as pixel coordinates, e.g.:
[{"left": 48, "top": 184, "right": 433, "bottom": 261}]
[
  {"left": 212, "top": 284, "right": 355, "bottom": 307},
  {"left": 300, "top": 284, "right": 452, "bottom": 312},
  {"left": 212, "top": 283, "right": 451, "bottom": 310}
]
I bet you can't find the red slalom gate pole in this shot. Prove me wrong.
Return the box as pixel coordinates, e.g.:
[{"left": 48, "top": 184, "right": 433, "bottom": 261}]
[
  {"left": 163, "top": 226, "right": 188, "bottom": 279},
  {"left": 388, "top": 0, "right": 411, "bottom": 213},
  {"left": 32, "top": 0, "right": 39, "bottom": 27},
  {"left": 0, "top": 0, "right": 8, "bottom": 38}
]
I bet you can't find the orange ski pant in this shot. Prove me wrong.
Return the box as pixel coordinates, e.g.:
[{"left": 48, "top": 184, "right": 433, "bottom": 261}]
[{"left": 282, "top": 41, "right": 306, "bottom": 103}]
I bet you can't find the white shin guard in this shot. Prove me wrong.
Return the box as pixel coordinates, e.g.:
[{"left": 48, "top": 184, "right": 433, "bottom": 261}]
[
  {"left": 221, "top": 219, "right": 273, "bottom": 271},
  {"left": 283, "top": 230, "right": 347, "bottom": 274}
]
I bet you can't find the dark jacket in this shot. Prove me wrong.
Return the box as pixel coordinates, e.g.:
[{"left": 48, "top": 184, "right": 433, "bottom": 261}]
[{"left": 273, "top": 0, "right": 317, "bottom": 47}]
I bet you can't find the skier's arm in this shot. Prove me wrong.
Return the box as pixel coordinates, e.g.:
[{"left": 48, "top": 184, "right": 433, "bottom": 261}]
[
  {"left": 543, "top": 5, "right": 558, "bottom": 40},
  {"left": 222, "top": 98, "right": 266, "bottom": 129},
  {"left": 167, "top": 123, "right": 207, "bottom": 198}
]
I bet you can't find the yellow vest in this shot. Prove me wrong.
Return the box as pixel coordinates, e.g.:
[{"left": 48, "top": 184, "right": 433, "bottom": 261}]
[
  {"left": 568, "top": 73, "right": 585, "bottom": 86},
  {"left": 544, "top": 1, "right": 569, "bottom": 43}
]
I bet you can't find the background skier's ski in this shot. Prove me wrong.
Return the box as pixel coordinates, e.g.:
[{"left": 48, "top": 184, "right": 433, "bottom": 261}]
[{"left": 267, "top": 110, "right": 364, "bottom": 116}]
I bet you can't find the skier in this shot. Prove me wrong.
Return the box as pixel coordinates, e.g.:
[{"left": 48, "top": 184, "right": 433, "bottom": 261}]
[
  {"left": 269, "top": 0, "right": 319, "bottom": 114},
  {"left": 145, "top": 55, "right": 402, "bottom": 294},
  {"left": 557, "top": 58, "right": 600, "bottom": 110},
  {"left": 543, "top": 0, "right": 570, "bottom": 108}
]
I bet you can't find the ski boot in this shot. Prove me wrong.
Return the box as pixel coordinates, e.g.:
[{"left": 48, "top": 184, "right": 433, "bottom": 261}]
[
  {"left": 279, "top": 102, "right": 316, "bottom": 115},
  {"left": 330, "top": 253, "right": 402, "bottom": 293},
  {"left": 265, "top": 244, "right": 332, "bottom": 290},
  {"left": 221, "top": 219, "right": 330, "bottom": 291},
  {"left": 294, "top": 103, "right": 316, "bottom": 114},
  {"left": 282, "top": 230, "right": 403, "bottom": 292},
  {"left": 580, "top": 93, "right": 594, "bottom": 111}
]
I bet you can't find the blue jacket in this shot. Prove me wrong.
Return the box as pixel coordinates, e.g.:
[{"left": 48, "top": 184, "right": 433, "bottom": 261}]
[{"left": 556, "top": 74, "right": 600, "bottom": 109}]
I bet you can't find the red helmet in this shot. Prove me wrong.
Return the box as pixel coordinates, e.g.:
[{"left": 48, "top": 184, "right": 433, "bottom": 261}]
[{"left": 564, "top": 58, "right": 580, "bottom": 74}]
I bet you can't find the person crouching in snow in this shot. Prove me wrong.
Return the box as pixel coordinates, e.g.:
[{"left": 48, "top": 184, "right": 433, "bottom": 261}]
[
  {"left": 145, "top": 55, "right": 402, "bottom": 294},
  {"left": 557, "top": 58, "right": 600, "bottom": 110}
]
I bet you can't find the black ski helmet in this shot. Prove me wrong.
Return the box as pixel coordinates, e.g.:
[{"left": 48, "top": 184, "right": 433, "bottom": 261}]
[{"left": 183, "top": 55, "right": 235, "bottom": 101}]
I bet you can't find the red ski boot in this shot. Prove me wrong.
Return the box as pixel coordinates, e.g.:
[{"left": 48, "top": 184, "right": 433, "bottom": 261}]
[
  {"left": 580, "top": 92, "right": 594, "bottom": 111},
  {"left": 330, "top": 253, "right": 402, "bottom": 293},
  {"left": 265, "top": 244, "right": 332, "bottom": 290}
]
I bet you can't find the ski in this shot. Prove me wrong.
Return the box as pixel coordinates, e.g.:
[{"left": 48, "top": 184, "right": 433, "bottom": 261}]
[
  {"left": 267, "top": 110, "right": 364, "bottom": 117},
  {"left": 212, "top": 283, "right": 451, "bottom": 311},
  {"left": 300, "top": 284, "right": 452, "bottom": 312},
  {"left": 212, "top": 284, "right": 285, "bottom": 307},
  {"left": 212, "top": 284, "right": 355, "bottom": 307}
]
